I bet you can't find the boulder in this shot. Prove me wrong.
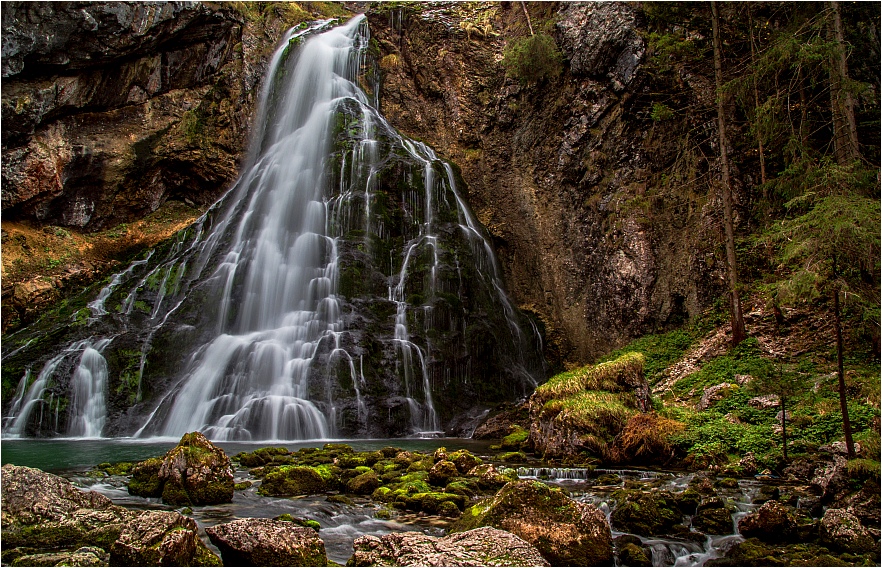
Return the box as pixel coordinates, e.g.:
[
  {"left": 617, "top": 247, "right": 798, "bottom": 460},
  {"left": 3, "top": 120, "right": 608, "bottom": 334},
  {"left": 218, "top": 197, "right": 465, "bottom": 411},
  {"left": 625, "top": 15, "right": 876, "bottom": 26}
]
[
  {"left": 128, "top": 432, "right": 233, "bottom": 505},
  {"left": 748, "top": 395, "right": 780, "bottom": 409},
  {"left": 819, "top": 441, "right": 862, "bottom": 456},
  {"left": 843, "top": 480, "right": 881, "bottom": 528},
  {"left": 737, "top": 501, "right": 798, "bottom": 543},
  {"left": 448, "top": 450, "right": 483, "bottom": 474},
  {"left": 692, "top": 498, "right": 734, "bottom": 535},
  {"left": 451, "top": 480, "right": 612, "bottom": 566},
  {"left": 348, "top": 471, "right": 380, "bottom": 495},
  {"left": 818, "top": 508, "right": 876, "bottom": 555},
  {"left": 614, "top": 535, "right": 651, "bottom": 567},
  {"left": 427, "top": 460, "right": 459, "bottom": 487},
  {"left": 205, "top": 518, "right": 327, "bottom": 567},
  {"left": 698, "top": 383, "right": 735, "bottom": 411},
  {"left": 9, "top": 546, "right": 108, "bottom": 567},
  {"left": 110, "top": 510, "right": 219, "bottom": 566},
  {"left": 349, "top": 527, "right": 549, "bottom": 567},
  {"left": 1, "top": 464, "right": 129, "bottom": 550},
  {"left": 258, "top": 466, "right": 328, "bottom": 496},
  {"left": 739, "top": 452, "right": 758, "bottom": 476},
  {"left": 466, "top": 464, "right": 517, "bottom": 491},
  {"left": 809, "top": 455, "right": 848, "bottom": 502},
  {"left": 610, "top": 490, "right": 684, "bottom": 536}
]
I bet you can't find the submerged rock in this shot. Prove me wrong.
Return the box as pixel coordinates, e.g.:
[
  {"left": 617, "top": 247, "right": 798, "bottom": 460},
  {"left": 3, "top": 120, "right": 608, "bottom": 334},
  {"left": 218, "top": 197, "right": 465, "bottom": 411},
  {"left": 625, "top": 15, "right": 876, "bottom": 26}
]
[
  {"left": 451, "top": 480, "right": 612, "bottom": 566},
  {"left": 128, "top": 431, "right": 234, "bottom": 505},
  {"left": 348, "top": 526, "right": 549, "bottom": 567},
  {"left": 206, "top": 518, "right": 327, "bottom": 567}
]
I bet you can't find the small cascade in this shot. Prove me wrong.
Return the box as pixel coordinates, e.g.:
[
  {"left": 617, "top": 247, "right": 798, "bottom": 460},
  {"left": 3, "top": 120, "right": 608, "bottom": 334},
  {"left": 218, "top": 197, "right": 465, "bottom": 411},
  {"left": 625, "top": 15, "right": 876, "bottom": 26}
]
[
  {"left": 67, "top": 339, "right": 113, "bottom": 438},
  {"left": 4, "top": 340, "right": 93, "bottom": 437},
  {"left": 517, "top": 467, "right": 595, "bottom": 481}
]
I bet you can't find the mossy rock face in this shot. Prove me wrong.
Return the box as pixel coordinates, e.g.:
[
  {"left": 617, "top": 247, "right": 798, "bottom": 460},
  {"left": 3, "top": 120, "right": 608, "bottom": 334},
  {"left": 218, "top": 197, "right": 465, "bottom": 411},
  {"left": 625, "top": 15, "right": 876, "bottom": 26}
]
[
  {"left": 258, "top": 466, "right": 328, "bottom": 497},
  {"left": 692, "top": 498, "right": 735, "bottom": 535},
  {"left": 610, "top": 490, "right": 684, "bottom": 536},
  {"left": 347, "top": 471, "right": 380, "bottom": 495},
  {"left": 451, "top": 480, "right": 613, "bottom": 566}
]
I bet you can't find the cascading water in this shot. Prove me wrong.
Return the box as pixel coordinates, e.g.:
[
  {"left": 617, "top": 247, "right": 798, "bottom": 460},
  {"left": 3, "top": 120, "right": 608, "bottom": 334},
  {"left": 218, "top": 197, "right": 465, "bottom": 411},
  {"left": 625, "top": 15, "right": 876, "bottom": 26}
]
[{"left": 1, "top": 15, "right": 544, "bottom": 441}]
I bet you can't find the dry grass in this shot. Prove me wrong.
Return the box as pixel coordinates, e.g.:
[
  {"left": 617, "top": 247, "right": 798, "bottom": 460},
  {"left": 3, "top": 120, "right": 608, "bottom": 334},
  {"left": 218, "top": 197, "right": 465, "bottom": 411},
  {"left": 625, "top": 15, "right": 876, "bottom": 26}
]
[
  {"left": 610, "top": 412, "right": 686, "bottom": 465},
  {"left": 535, "top": 352, "right": 645, "bottom": 403}
]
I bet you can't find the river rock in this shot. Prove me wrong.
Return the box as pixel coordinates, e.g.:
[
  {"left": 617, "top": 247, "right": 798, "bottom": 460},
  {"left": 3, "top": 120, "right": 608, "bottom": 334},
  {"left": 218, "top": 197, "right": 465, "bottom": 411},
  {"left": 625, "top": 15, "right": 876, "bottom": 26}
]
[
  {"left": 349, "top": 526, "right": 549, "bottom": 567},
  {"left": 737, "top": 500, "right": 798, "bottom": 543},
  {"left": 348, "top": 471, "right": 380, "bottom": 495},
  {"left": 428, "top": 459, "right": 459, "bottom": 486},
  {"left": 9, "top": 546, "right": 109, "bottom": 567},
  {"left": 817, "top": 508, "right": 876, "bottom": 555},
  {"left": 610, "top": 490, "right": 684, "bottom": 536},
  {"left": 258, "top": 465, "right": 329, "bottom": 496},
  {"left": 467, "top": 464, "right": 518, "bottom": 490},
  {"left": 1, "top": 464, "right": 129, "bottom": 550},
  {"left": 205, "top": 518, "right": 327, "bottom": 567},
  {"left": 110, "top": 510, "right": 219, "bottom": 566},
  {"left": 451, "top": 480, "right": 612, "bottom": 566},
  {"left": 129, "top": 431, "right": 234, "bottom": 505},
  {"left": 691, "top": 498, "right": 734, "bottom": 535},
  {"left": 613, "top": 535, "right": 651, "bottom": 567}
]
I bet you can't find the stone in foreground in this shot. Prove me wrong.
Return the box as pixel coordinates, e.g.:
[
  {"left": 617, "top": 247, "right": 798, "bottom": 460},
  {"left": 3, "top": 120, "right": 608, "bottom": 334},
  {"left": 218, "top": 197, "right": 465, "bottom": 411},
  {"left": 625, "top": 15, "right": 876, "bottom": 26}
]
[
  {"left": 205, "top": 518, "right": 328, "bottom": 567},
  {"left": 451, "top": 480, "right": 613, "bottom": 566},
  {"left": 348, "top": 526, "right": 549, "bottom": 566},
  {"left": 129, "top": 431, "right": 234, "bottom": 505}
]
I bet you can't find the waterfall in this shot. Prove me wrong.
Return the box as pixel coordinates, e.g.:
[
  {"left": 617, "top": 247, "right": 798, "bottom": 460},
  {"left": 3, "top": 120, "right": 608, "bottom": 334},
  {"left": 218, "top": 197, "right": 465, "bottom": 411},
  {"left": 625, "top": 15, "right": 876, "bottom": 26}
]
[{"left": 2, "top": 15, "right": 544, "bottom": 441}]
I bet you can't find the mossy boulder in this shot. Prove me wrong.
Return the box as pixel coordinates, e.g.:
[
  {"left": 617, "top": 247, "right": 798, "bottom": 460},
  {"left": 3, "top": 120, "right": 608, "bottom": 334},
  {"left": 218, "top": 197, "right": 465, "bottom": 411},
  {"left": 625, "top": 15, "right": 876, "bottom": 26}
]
[
  {"left": 738, "top": 501, "right": 799, "bottom": 543},
  {"left": 451, "top": 480, "right": 612, "bottom": 566},
  {"left": 428, "top": 460, "right": 459, "bottom": 486},
  {"left": 402, "top": 492, "right": 467, "bottom": 515},
  {"left": 110, "top": 510, "right": 220, "bottom": 566},
  {"left": 499, "top": 426, "right": 530, "bottom": 450},
  {"left": 704, "top": 538, "right": 866, "bottom": 567},
  {"left": 258, "top": 465, "right": 329, "bottom": 497},
  {"left": 9, "top": 546, "right": 108, "bottom": 567},
  {"left": 610, "top": 490, "right": 684, "bottom": 536},
  {"left": 692, "top": 498, "right": 735, "bottom": 535},
  {"left": 495, "top": 451, "right": 526, "bottom": 463},
  {"left": 614, "top": 535, "right": 652, "bottom": 567},
  {"left": 818, "top": 508, "right": 877, "bottom": 556},
  {"left": 234, "top": 447, "right": 292, "bottom": 468},
  {"left": 348, "top": 471, "right": 381, "bottom": 495},
  {"left": 448, "top": 450, "right": 482, "bottom": 474},
  {"left": 2, "top": 464, "right": 129, "bottom": 551},
  {"left": 466, "top": 464, "right": 517, "bottom": 490},
  {"left": 206, "top": 518, "right": 327, "bottom": 566},
  {"left": 128, "top": 432, "right": 234, "bottom": 506}
]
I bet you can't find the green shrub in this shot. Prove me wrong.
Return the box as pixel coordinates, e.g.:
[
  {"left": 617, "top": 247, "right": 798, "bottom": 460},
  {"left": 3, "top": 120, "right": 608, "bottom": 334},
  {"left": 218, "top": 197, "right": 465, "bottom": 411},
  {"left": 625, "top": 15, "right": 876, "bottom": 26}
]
[{"left": 502, "top": 33, "right": 563, "bottom": 83}]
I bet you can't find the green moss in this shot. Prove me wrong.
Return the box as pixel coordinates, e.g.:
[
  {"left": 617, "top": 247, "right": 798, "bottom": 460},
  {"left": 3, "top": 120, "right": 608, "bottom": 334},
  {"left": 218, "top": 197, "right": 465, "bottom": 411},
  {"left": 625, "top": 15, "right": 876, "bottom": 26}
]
[
  {"left": 258, "top": 465, "right": 328, "bottom": 496},
  {"left": 500, "top": 426, "right": 529, "bottom": 450}
]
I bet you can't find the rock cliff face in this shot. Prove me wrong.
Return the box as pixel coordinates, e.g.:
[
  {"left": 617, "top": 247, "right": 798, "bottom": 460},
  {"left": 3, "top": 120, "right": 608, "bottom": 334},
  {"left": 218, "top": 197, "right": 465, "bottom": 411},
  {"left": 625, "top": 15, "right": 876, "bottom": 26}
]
[
  {"left": 367, "top": 2, "right": 731, "bottom": 364},
  {"left": 2, "top": 2, "right": 246, "bottom": 228},
  {"left": 3, "top": 1, "right": 738, "bottom": 379}
]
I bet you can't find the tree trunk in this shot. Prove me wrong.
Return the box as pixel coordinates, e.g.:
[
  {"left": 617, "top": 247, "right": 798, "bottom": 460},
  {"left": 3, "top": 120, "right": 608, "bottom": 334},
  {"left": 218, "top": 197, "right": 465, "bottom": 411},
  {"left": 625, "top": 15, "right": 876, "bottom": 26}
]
[
  {"left": 520, "top": 1, "right": 534, "bottom": 36},
  {"left": 748, "top": 5, "right": 767, "bottom": 188},
  {"left": 833, "top": 276, "right": 856, "bottom": 458},
  {"left": 711, "top": 1, "right": 746, "bottom": 347},
  {"left": 828, "top": 1, "right": 860, "bottom": 165},
  {"left": 781, "top": 395, "right": 788, "bottom": 462}
]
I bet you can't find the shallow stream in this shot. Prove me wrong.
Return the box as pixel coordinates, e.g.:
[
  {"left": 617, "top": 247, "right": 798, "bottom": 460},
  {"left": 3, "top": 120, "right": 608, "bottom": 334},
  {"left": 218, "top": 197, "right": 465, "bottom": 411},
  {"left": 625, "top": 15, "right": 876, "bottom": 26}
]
[{"left": 2, "top": 438, "right": 766, "bottom": 566}]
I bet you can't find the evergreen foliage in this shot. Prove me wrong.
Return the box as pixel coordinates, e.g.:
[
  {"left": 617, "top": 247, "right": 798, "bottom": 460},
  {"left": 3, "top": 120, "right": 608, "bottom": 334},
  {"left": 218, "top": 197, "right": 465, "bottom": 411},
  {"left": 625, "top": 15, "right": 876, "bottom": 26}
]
[{"left": 501, "top": 33, "right": 563, "bottom": 84}]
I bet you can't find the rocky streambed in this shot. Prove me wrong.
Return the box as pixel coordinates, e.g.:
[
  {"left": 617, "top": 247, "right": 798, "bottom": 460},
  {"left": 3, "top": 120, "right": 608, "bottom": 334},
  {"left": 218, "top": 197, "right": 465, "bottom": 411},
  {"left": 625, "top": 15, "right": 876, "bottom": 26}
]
[{"left": 2, "top": 433, "right": 879, "bottom": 567}]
